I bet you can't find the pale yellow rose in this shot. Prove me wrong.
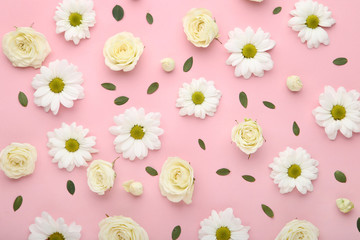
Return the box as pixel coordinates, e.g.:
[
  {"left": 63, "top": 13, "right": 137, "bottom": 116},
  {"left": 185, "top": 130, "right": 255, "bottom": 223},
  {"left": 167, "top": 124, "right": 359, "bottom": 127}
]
[
  {"left": 336, "top": 198, "right": 354, "bottom": 213},
  {"left": 123, "top": 180, "right": 143, "bottom": 196},
  {"left": 161, "top": 58, "right": 175, "bottom": 72},
  {"left": 287, "top": 75, "right": 303, "bottom": 92},
  {"left": 2, "top": 27, "right": 51, "bottom": 68},
  {"left": 87, "top": 160, "right": 116, "bottom": 195},
  {"left": 183, "top": 8, "right": 219, "bottom": 48},
  {"left": 103, "top": 32, "right": 144, "bottom": 72},
  {"left": 275, "top": 219, "right": 319, "bottom": 240},
  {"left": 0, "top": 143, "right": 37, "bottom": 179}
]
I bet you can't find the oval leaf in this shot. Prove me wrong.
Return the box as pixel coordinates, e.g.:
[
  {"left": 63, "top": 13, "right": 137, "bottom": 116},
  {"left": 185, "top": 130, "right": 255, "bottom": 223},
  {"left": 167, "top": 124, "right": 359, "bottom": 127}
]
[
  {"left": 114, "top": 96, "right": 129, "bottom": 105},
  {"left": 239, "top": 91, "right": 248, "bottom": 108},
  {"left": 112, "top": 5, "right": 124, "bottom": 21},
  {"left": 18, "top": 91, "right": 28, "bottom": 107},
  {"left": 333, "top": 57, "right": 348, "bottom": 66},
  {"left": 216, "top": 168, "right": 230, "bottom": 176},
  {"left": 273, "top": 7, "right": 282, "bottom": 15},
  {"left": 146, "top": 13, "right": 153, "bottom": 24},
  {"left": 183, "top": 56, "right": 193, "bottom": 72},
  {"left": 67, "top": 180, "right": 75, "bottom": 195},
  {"left": 293, "top": 121, "right": 300, "bottom": 136},
  {"left": 101, "top": 83, "right": 116, "bottom": 91},
  {"left": 261, "top": 204, "right": 274, "bottom": 218},
  {"left": 334, "top": 170, "right": 347, "bottom": 183},
  {"left": 242, "top": 175, "right": 255, "bottom": 182},
  {"left": 357, "top": 218, "right": 360, "bottom": 232},
  {"left": 198, "top": 139, "right": 206, "bottom": 150},
  {"left": 145, "top": 166, "right": 158, "bottom": 176},
  {"left": 263, "top": 101, "right": 275, "bottom": 109},
  {"left": 172, "top": 225, "right": 181, "bottom": 240},
  {"left": 147, "top": 82, "right": 159, "bottom": 94},
  {"left": 13, "top": 195, "right": 23, "bottom": 212}
]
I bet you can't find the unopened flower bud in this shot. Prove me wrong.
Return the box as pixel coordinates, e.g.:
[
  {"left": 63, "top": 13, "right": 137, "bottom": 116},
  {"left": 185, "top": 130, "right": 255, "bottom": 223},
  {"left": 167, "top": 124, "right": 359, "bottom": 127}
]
[
  {"left": 287, "top": 75, "right": 303, "bottom": 92},
  {"left": 336, "top": 198, "right": 354, "bottom": 213},
  {"left": 161, "top": 58, "right": 175, "bottom": 72},
  {"left": 123, "top": 180, "right": 143, "bottom": 196}
]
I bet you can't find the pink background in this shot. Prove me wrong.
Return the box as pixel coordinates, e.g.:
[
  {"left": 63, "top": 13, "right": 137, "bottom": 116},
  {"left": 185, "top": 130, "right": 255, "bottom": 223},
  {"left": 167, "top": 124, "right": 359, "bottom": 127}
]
[{"left": 1, "top": 0, "right": 360, "bottom": 239}]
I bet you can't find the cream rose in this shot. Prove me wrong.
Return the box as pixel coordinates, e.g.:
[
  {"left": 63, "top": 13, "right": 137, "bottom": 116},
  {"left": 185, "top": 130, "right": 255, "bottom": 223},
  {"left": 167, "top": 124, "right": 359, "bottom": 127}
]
[
  {"left": 336, "top": 198, "right": 354, "bottom": 213},
  {"left": 161, "top": 57, "right": 175, "bottom": 72},
  {"left": 159, "top": 157, "right": 194, "bottom": 204},
  {"left": 183, "top": 8, "right": 219, "bottom": 48},
  {"left": 275, "top": 219, "right": 319, "bottom": 240},
  {"left": 0, "top": 143, "right": 37, "bottom": 179},
  {"left": 87, "top": 160, "right": 116, "bottom": 195},
  {"left": 287, "top": 75, "right": 303, "bottom": 92},
  {"left": 231, "top": 118, "right": 264, "bottom": 155},
  {"left": 103, "top": 32, "right": 144, "bottom": 72},
  {"left": 2, "top": 27, "right": 51, "bottom": 68},
  {"left": 98, "top": 215, "right": 149, "bottom": 240},
  {"left": 123, "top": 180, "right": 144, "bottom": 196}
]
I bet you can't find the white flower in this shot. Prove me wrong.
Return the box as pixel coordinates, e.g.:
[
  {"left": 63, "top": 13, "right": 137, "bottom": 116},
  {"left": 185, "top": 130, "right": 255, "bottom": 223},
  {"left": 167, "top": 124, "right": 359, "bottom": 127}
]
[
  {"left": 288, "top": 0, "right": 335, "bottom": 48},
  {"left": 161, "top": 58, "right": 175, "bottom": 72},
  {"left": 159, "top": 157, "right": 194, "bottom": 204},
  {"left": 176, "top": 78, "right": 222, "bottom": 119},
  {"left": 199, "top": 208, "right": 250, "bottom": 240},
  {"left": 2, "top": 27, "right": 51, "bottom": 68},
  {"left": 275, "top": 219, "right": 319, "bottom": 240},
  {"left": 28, "top": 211, "right": 81, "bottom": 240},
  {"left": 123, "top": 180, "right": 143, "bottom": 196},
  {"left": 54, "top": 0, "right": 96, "bottom": 45},
  {"left": 32, "top": 59, "right": 84, "bottom": 115},
  {"left": 336, "top": 198, "right": 354, "bottom": 213},
  {"left": 269, "top": 147, "right": 318, "bottom": 194},
  {"left": 87, "top": 160, "right": 115, "bottom": 195},
  {"left": 98, "top": 215, "right": 149, "bottom": 240},
  {"left": 225, "top": 27, "right": 275, "bottom": 79},
  {"left": 103, "top": 32, "right": 144, "bottom": 72},
  {"left": 312, "top": 86, "right": 360, "bottom": 140},
  {"left": 231, "top": 118, "right": 264, "bottom": 155},
  {"left": 47, "top": 122, "right": 97, "bottom": 172},
  {"left": 287, "top": 75, "right": 303, "bottom": 92},
  {"left": 183, "top": 8, "right": 219, "bottom": 48},
  {"left": 109, "top": 107, "right": 163, "bottom": 161},
  {"left": 0, "top": 143, "right": 37, "bottom": 179}
]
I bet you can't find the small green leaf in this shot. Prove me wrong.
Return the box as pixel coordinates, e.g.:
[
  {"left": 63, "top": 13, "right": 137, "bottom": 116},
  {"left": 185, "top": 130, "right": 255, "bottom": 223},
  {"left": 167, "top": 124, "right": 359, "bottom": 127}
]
[
  {"left": 239, "top": 91, "right": 248, "bottom": 108},
  {"left": 172, "top": 225, "right": 181, "bottom": 240},
  {"left": 333, "top": 57, "right": 348, "bottom": 66},
  {"left": 261, "top": 204, "right": 274, "bottom": 218},
  {"left": 357, "top": 218, "right": 360, "bottom": 232},
  {"left": 183, "top": 57, "right": 193, "bottom": 72},
  {"left": 146, "top": 13, "right": 153, "bottom": 24},
  {"left": 101, "top": 83, "right": 116, "bottom": 91},
  {"left": 273, "top": 7, "right": 282, "bottom": 15},
  {"left": 13, "top": 195, "right": 23, "bottom": 212},
  {"left": 145, "top": 166, "right": 158, "bottom": 176},
  {"left": 263, "top": 101, "right": 275, "bottom": 109},
  {"left": 114, "top": 96, "right": 129, "bottom": 105},
  {"left": 293, "top": 121, "right": 300, "bottom": 136},
  {"left": 18, "top": 91, "right": 28, "bottom": 107},
  {"left": 216, "top": 168, "right": 230, "bottom": 176},
  {"left": 334, "top": 170, "right": 347, "bottom": 183},
  {"left": 198, "top": 139, "right": 206, "bottom": 150},
  {"left": 242, "top": 175, "right": 255, "bottom": 182},
  {"left": 67, "top": 180, "right": 75, "bottom": 195},
  {"left": 147, "top": 82, "right": 159, "bottom": 94},
  {"left": 112, "top": 5, "right": 124, "bottom": 21}
]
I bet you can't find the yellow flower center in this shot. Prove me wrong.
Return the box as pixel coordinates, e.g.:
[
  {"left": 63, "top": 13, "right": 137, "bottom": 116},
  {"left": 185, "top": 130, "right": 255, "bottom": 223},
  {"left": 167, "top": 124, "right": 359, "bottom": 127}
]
[
  {"left": 49, "top": 77, "right": 65, "bottom": 93},
  {"left": 192, "top": 91, "right": 205, "bottom": 105},
  {"left": 69, "top": 12, "right": 83, "bottom": 27},
  {"left": 130, "top": 125, "right": 145, "bottom": 139},
  {"left": 65, "top": 138, "right": 80, "bottom": 152},
  {"left": 47, "top": 232, "right": 65, "bottom": 240},
  {"left": 306, "top": 15, "right": 319, "bottom": 29},
  {"left": 242, "top": 44, "right": 257, "bottom": 58},
  {"left": 216, "top": 226, "right": 231, "bottom": 240},
  {"left": 288, "top": 164, "right": 302, "bottom": 179},
  {"left": 331, "top": 105, "right": 346, "bottom": 120}
]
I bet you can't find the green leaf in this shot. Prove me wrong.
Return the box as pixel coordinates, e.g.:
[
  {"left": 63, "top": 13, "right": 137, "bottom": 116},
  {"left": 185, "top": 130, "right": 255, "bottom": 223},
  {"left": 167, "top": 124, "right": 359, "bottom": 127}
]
[
  {"left": 112, "top": 5, "right": 124, "bottom": 21},
  {"left": 333, "top": 57, "right": 348, "bottom": 66},
  {"left": 261, "top": 204, "right": 274, "bottom": 218},
  {"left": 146, "top": 13, "right": 153, "bottom": 24},
  {"left": 293, "top": 121, "right": 300, "bottom": 136},
  {"left": 263, "top": 101, "right": 275, "bottom": 109},
  {"left": 172, "top": 225, "right": 181, "bottom": 240},
  {"left": 145, "top": 166, "right": 158, "bottom": 176},
  {"left": 357, "top": 218, "right": 360, "bottom": 232},
  {"left": 67, "top": 180, "right": 75, "bottom": 195},
  {"left": 216, "top": 168, "right": 230, "bottom": 176},
  {"left": 147, "top": 82, "right": 159, "bottom": 94},
  {"left": 334, "top": 170, "right": 347, "bottom": 183},
  {"left": 18, "top": 91, "right": 28, "bottom": 107},
  {"left": 183, "top": 57, "right": 193, "bottom": 72},
  {"left": 273, "top": 7, "right": 282, "bottom": 15},
  {"left": 13, "top": 195, "right": 23, "bottom": 212},
  {"left": 242, "top": 175, "right": 255, "bottom": 182},
  {"left": 101, "top": 83, "right": 116, "bottom": 91},
  {"left": 114, "top": 96, "right": 129, "bottom": 105},
  {"left": 239, "top": 91, "right": 248, "bottom": 108},
  {"left": 198, "top": 139, "right": 206, "bottom": 150}
]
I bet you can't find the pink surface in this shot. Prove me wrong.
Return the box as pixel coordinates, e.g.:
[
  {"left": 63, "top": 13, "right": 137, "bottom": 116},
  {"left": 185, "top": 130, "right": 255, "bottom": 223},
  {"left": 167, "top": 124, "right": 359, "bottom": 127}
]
[{"left": 1, "top": 0, "right": 360, "bottom": 239}]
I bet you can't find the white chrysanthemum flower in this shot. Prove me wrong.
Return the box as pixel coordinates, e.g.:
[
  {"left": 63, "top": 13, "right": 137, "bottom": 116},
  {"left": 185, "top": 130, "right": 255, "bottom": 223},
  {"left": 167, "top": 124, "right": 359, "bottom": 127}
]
[
  {"left": 288, "top": 0, "right": 335, "bottom": 48},
  {"left": 32, "top": 59, "right": 84, "bottom": 115},
  {"left": 199, "top": 208, "right": 250, "bottom": 240},
  {"left": 28, "top": 211, "right": 81, "bottom": 240},
  {"left": 224, "top": 27, "right": 275, "bottom": 79},
  {"left": 54, "top": 0, "right": 96, "bottom": 45},
  {"left": 109, "top": 107, "right": 164, "bottom": 161},
  {"left": 176, "top": 78, "right": 222, "bottom": 119},
  {"left": 269, "top": 147, "right": 318, "bottom": 194},
  {"left": 47, "top": 122, "right": 97, "bottom": 171},
  {"left": 312, "top": 86, "right": 360, "bottom": 140}
]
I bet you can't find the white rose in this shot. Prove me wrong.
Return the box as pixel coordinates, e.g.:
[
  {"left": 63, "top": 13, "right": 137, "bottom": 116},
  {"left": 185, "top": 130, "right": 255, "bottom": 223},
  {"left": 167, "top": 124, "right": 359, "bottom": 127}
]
[
  {"left": 159, "top": 157, "right": 194, "bottom": 204},
  {"left": 275, "top": 219, "right": 319, "bottom": 240},
  {"left": 161, "top": 58, "right": 175, "bottom": 72},
  {"left": 87, "top": 160, "right": 116, "bottom": 195},
  {"left": 231, "top": 118, "right": 264, "bottom": 155},
  {"left": 287, "top": 75, "right": 303, "bottom": 92},
  {"left": 183, "top": 8, "right": 219, "bottom": 48},
  {"left": 336, "top": 198, "right": 354, "bottom": 213},
  {"left": 98, "top": 216, "right": 149, "bottom": 240},
  {"left": 103, "top": 32, "right": 144, "bottom": 72},
  {"left": 0, "top": 143, "right": 37, "bottom": 179},
  {"left": 123, "top": 180, "right": 144, "bottom": 196},
  {"left": 2, "top": 27, "right": 51, "bottom": 68}
]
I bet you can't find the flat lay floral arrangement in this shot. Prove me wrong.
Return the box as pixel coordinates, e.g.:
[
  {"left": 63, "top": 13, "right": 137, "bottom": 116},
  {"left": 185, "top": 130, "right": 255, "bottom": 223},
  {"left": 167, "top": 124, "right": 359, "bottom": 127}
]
[{"left": 0, "top": 0, "right": 360, "bottom": 239}]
